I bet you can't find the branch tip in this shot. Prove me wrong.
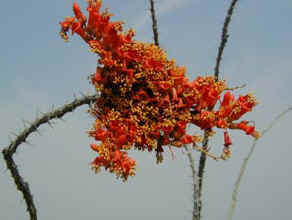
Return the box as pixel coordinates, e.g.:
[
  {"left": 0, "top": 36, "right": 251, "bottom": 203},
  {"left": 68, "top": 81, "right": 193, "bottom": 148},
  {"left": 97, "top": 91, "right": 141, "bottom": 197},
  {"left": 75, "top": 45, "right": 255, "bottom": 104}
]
[{"left": 228, "top": 106, "right": 292, "bottom": 220}]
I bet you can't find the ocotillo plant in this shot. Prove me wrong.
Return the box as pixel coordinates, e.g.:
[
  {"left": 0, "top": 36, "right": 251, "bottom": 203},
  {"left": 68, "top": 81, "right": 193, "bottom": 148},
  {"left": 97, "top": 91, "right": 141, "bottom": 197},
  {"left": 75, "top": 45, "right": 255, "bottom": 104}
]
[{"left": 7, "top": 1, "right": 291, "bottom": 220}]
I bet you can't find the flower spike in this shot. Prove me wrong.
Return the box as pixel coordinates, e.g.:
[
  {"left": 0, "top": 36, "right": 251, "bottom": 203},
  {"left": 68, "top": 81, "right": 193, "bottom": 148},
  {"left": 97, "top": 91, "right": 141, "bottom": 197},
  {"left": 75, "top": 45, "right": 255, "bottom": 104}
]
[{"left": 60, "top": 0, "right": 259, "bottom": 181}]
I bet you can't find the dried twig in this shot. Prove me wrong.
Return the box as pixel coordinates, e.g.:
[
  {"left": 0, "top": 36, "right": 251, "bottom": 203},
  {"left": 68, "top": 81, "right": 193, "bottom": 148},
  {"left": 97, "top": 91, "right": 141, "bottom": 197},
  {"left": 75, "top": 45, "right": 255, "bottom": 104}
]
[
  {"left": 194, "top": 144, "right": 220, "bottom": 161},
  {"left": 225, "top": 83, "right": 247, "bottom": 91},
  {"left": 228, "top": 106, "right": 292, "bottom": 220},
  {"left": 149, "top": 0, "right": 160, "bottom": 46},
  {"left": 2, "top": 94, "right": 98, "bottom": 220},
  {"left": 197, "top": 0, "right": 240, "bottom": 219}
]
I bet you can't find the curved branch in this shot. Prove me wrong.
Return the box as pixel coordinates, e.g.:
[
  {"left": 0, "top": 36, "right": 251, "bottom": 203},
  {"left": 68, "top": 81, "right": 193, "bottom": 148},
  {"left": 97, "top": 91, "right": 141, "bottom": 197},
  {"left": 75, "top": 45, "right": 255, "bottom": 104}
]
[
  {"left": 2, "top": 151, "right": 37, "bottom": 220},
  {"left": 228, "top": 106, "right": 292, "bottom": 220},
  {"left": 2, "top": 94, "right": 98, "bottom": 220}
]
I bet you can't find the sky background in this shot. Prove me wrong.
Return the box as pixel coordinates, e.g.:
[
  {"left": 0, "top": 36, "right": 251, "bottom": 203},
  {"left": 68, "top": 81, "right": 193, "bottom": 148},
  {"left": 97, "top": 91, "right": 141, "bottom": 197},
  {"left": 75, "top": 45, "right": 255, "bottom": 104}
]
[{"left": 0, "top": 0, "right": 292, "bottom": 219}]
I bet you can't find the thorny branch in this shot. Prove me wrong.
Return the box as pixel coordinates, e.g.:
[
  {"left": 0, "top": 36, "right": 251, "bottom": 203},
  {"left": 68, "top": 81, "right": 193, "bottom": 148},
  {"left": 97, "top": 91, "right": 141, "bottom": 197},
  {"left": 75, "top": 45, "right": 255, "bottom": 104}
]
[
  {"left": 148, "top": 1, "right": 201, "bottom": 219},
  {"left": 198, "top": 0, "right": 239, "bottom": 219},
  {"left": 196, "top": 131, "right": 210, "bottom": 218},
  {"left": 228, "top": 106, "right": 292, "bottom": 220},
  {"left": 149, "top": 0, "right": 160, "bottom": 46},
  {"left": 214, "top": 0, "right": 239, "bottom": 81},
  {"left": 2, "top": 94, "right": 98, "bottom": 220},
  {"left": 184, "top": 145, "right": 200, "bottom": 220},
  {"left": 2, "top": 152, "right": 37, "bottom": 220},
  {"left": 148, "top": 1, "right": 242, "bottom": 219}
]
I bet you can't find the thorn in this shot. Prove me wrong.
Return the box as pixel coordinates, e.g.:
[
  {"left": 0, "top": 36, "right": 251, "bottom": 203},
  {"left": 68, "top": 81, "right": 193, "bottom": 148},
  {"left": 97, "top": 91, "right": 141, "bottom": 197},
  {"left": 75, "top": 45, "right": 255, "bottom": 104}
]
[
  {"left": 23, "top": 139, "right": 32, "bottom": 145},
  {"left": 1, "top": 166, "right": 8, "bottom": 174},
  {"left": 36, "top": 129, "right": 42, "bottom": 136},
  {"left": 226, "top": 83, "right": 247, "bottom": 91},
  {"left": 83, "top": 90, "right": 89, "bottom": 97},
  {"left": 33, "top": 127, "right": 41, "bottom": 136},
  {"left": 47, "top": 120, "right": 54, "bottom": 128},
  {"left": 21, "top": 119, "right": 30, "bottom": 127},
  {"left": 23, "top": 119, "right": 31, "bottom": 125},
  {"left": 21, "top": 120, "right": 27, "bottom": 129},
  {"left": 80, "top": 91, "right": 86, "bottom": 98},
  {"left": 10, "top": 132, "right": 18, "bottom": 138},
  {"left": 46, "top": 112, "right": 52, "bottom": 121},
  {"left": 58, "top": 117, "right": 65, "bottom": 122},
  {"left": 35, "top": 108, "right": 41, "bottom": 118},
  {"left": 39, "top": 112, "right": 46, "bottom": 119}
]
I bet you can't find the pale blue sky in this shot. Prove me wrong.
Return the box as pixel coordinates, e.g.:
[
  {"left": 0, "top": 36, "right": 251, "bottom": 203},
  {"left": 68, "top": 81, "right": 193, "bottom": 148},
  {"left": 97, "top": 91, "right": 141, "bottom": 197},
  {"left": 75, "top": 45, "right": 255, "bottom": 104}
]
[{"left": 1, "top": 0, "right": 292, "bottom": 220}]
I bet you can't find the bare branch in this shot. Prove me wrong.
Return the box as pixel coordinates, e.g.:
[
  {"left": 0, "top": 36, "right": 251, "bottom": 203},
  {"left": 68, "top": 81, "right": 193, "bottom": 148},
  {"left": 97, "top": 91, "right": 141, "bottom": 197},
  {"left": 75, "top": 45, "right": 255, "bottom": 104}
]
[
  {"left": 4, "top": 94, "right": 97, "bottom": 156},
  {"left": 148, "top": 1, "right": 201, "bottom": 219},
  {"left": 2, "top": 150, "right": 37, "bottom": 220},
  {"left": 148, "top": 2, "right": 202, "bottom": 218},
  {"left": 197, "top": 0, "right": 240, "bottom": 219},
  {"left": 149, "top": 0, "right": 160, "bottom": 46},
  {"left": 2, "top": 94, "right": 98, "bottom": 220},
  {"left": 214, "top": 0, "right": 239, "bottom": 81},
  {"left": 196, "top": 130, "right": 210, "bottom": 218},
  {"left": 228, "top": 106, "right": 292, "bottom": 220},
  {"left": 184, "top": 145, "right": 200, "bottom": 220}
]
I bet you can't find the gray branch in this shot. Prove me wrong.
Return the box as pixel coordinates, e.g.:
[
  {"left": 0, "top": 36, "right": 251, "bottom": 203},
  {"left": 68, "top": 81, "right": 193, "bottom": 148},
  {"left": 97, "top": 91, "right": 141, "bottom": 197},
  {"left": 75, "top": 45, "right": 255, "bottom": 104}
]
[
  {"left": 2, "top": 94, "right": 98, "bottom": 220},
  {"left": 214, "top": 0, "right": 239, "bottom": 81},
  {"left": 149, "top": 0, "right": 160, "bottom": 46},
  {"left": 184, "top": 145, "right": 200, "bottom": 220},
  {"left": 198, "top": 0, "right": 240, "bottom": 219},
  {"left": 228, "top": 106, "right": 292, "bottom": 220}
]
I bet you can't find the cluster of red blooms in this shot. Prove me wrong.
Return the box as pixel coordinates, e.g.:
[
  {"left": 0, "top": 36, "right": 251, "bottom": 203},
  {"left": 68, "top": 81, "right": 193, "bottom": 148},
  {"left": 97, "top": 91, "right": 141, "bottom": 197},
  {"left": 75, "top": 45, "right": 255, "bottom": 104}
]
[{"left": 60, "top": 0, "right": 260, "bottom": 181}]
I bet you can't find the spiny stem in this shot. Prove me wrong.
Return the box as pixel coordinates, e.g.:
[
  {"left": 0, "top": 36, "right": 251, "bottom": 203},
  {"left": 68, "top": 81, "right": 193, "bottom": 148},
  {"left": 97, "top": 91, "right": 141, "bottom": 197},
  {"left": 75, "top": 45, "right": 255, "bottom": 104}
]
[
  {"left": 198, "top": 0, "right": 240, "bottom": 219},
  {"left": 214, "top": 0, "right": 239, "bottom": 81},
  {"left": 2, "top": 94, "right": 98, "bottom": 220},
  {"left": 184, "top": 145, "right": 200, "bottom": 220},
  {"left": 149, "top": 0, "right": 160, "bottom": 46}
]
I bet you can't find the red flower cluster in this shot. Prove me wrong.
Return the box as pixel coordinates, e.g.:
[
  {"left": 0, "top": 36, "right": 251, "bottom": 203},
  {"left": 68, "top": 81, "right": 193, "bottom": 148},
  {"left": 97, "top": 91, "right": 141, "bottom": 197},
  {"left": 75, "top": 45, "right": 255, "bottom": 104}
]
[{"left": 60, "top": 0, "right": 260, "bottom": 181}]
